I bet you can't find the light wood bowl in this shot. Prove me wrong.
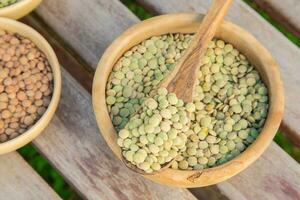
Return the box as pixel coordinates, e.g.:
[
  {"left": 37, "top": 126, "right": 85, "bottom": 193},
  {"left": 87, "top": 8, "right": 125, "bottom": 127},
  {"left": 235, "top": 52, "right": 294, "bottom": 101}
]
[
  {"left": 0, "top": 17, "right": 61, "bottom": 154},
  {"left": 0, "top": 0, "right": 41, "bottom": 19},
  {"left": 92, "top": 13, "right": 284, "bottom": 187}
]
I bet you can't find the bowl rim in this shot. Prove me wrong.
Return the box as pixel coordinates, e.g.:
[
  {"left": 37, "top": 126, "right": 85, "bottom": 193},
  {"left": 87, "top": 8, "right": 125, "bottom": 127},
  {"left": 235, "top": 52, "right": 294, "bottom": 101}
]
[
  {"left": 92, "top": 13, "right": 284, "bottom": 187},
  {"left": 0, "top": 0, "right": 42, "bottom": 19},
  {"left": 0, "top": 0, "right": 35, "bottom": 12},
  {"left": 0, "top": 17, "right": 61, "bottom": 154}
]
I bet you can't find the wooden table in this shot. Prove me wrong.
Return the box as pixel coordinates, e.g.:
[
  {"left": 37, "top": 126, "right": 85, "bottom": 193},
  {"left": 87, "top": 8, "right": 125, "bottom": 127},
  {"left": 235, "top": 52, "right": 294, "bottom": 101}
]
[{"left": 2, "top": 0, "right": 300, "bottom": 199}]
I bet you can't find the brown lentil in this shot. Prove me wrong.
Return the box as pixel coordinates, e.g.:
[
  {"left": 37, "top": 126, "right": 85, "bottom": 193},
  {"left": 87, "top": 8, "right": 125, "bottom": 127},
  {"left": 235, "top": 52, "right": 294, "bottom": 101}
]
[{"left": 0, "top": 29, "right": 53, "bottom": 143}]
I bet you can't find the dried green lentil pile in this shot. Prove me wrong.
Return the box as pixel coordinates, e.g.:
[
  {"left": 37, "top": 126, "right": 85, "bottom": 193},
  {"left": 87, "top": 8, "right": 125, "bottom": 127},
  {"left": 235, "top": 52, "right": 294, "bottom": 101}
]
[
  {"left": 117, "top": 88, "right": 190, "bottom": 173},
  {"left": 105, "top": 33, "right": 268, "bottom": 172},
  {"left": 0, "top": 29, "right": 53, "bottom": 142},
  {"left": 173, "top": 39, "right": 268, "bottom": 170},
  {"left": 0, "top": 0, "right": 20, "bottom": 8},
  {"left": 106, "top": 34, "right": 192, "bottom": 130}
]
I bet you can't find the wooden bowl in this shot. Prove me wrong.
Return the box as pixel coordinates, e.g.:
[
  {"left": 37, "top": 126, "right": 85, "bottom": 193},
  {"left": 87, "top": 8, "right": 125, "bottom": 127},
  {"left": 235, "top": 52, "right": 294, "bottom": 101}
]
[
  {"left": 0, "top": 17, "right": 61, "bottom": 154},
  {"left": 0, "top": 0, "right": 41, "bottom": 19},
  {"left": 92, "top": 13, "right": 284, "bottom": 187}
]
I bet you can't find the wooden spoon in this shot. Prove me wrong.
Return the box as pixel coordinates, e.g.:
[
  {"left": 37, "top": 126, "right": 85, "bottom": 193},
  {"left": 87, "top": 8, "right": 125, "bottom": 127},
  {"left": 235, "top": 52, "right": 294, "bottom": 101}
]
[
  {"left": 161, "top": 0, "right": 233, "bottom": 102},
  {"left": 123, "top": 0, "right": 232, "bottom": 175}
]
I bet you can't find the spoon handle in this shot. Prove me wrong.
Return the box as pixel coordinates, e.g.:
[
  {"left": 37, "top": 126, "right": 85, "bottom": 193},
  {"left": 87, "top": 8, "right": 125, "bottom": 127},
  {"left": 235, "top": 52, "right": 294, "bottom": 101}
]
[{"left": 165, "top": 0, "right": 233, "bottom": 102}]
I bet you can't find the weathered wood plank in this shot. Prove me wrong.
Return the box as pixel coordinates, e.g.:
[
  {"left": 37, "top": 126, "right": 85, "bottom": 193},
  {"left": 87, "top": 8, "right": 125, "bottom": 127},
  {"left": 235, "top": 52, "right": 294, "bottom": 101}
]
[
  {"left": 0, "top": 152, "right": 61, "bottom": 200},
  {"left": 135, "top": 0, "right": 300, "bottom": 146},
  {"left": 33, "top": 0, "right": 300, "bottom": 199},
  {"left": 254, "top": 0, "right": 300, "bottom": 38},
  {"left": 36, "top": 0, "right": 139, "bottom": 68}
]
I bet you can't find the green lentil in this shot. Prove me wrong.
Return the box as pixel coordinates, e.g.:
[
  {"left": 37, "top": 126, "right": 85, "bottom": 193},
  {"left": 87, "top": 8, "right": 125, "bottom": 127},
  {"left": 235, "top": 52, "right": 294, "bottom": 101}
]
[{"left": 186, "top": 103, "right": 196, "bottom": 113}]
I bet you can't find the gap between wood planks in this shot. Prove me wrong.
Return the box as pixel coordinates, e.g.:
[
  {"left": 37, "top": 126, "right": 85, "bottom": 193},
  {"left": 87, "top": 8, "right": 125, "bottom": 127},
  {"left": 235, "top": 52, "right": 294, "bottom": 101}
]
[{"left": 253, "top": 0, "right": 300, "bottom": 39}]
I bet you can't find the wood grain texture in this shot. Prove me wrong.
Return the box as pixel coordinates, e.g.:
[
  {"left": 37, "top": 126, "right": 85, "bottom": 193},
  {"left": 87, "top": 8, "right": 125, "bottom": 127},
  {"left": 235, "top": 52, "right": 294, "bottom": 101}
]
[
  {"left": 163, "top": 0, "right": 232, "bottom": 102},
  {"left": 32, "top": 68, "right": 197, "bottom": 200},
  {"left": 136, "top": 0, "right": 300, "bottom": 146},
  {"left": 0, "top": 152, "right": 61, "bottom": 200},
  {"left": 254, "top": 0, "right": 300, "bottom": 38}
]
